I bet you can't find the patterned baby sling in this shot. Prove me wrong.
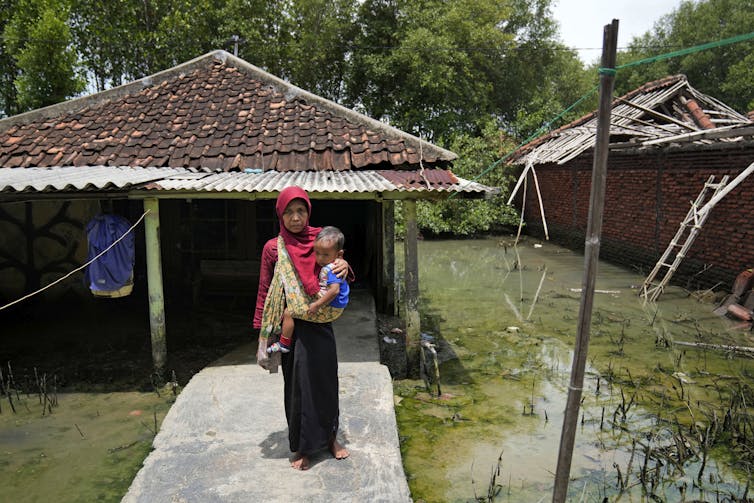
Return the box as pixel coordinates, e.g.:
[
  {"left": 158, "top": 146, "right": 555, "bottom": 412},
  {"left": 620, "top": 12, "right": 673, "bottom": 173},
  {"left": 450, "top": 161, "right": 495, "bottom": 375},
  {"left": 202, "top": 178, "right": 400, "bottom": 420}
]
[{"left": 260, "top": 235, "right": 343, "bottom": 341}]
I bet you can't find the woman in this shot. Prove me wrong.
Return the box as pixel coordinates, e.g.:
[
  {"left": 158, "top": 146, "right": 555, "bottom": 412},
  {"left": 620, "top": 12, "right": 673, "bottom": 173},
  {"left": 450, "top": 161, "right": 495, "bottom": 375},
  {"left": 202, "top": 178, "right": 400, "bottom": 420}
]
[{"left": 253, "top": 186, "right": 350, "bottom": 471}]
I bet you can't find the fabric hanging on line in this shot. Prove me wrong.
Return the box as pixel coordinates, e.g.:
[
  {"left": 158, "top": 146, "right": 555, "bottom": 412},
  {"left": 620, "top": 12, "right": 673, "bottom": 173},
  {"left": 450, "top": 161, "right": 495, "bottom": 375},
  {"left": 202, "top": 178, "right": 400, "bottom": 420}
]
[{"left": 85, "top": 214, "right": 135, "bottom": 298}]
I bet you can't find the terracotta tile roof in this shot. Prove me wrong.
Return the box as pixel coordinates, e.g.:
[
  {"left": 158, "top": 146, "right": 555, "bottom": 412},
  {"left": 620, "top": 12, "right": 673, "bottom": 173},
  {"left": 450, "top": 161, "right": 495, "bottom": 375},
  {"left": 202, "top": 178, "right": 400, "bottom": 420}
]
[{"left": 0, "top": 51, "right": 456, "bottom": 172}]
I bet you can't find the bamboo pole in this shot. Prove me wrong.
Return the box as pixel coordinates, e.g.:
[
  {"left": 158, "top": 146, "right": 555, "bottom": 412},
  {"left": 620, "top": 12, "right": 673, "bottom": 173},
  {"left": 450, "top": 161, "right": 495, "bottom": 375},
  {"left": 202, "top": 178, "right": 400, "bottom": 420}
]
[
  {"left": 531, "top": 165, "right": 549, "bottom": 240},
  {"left": 506, "top": 163, "right": 530, "bottom": 205},
  {"left": 673, "top": 340, "right": 754, "bottom": 355},
  {"left": 552, "top": 20, "right": 619, "bottom": 503},
  {"left": 144, "top": 198, "right": 167, "bottom": 376},
  {"left": 697, "top": 160, "right": 754, "bottom": 216}
]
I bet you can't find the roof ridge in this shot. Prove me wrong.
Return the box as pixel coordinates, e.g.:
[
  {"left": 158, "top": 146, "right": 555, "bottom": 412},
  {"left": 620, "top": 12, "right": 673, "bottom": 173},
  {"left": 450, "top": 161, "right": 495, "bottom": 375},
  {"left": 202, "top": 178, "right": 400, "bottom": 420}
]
[{"left": 0, "top": 50, "right": 456, "bottom": 161}]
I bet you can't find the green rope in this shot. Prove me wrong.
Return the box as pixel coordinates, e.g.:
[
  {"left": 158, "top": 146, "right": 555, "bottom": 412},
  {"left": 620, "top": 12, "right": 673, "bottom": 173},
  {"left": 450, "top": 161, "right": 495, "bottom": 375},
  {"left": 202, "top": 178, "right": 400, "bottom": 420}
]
[
  {"left": 451, "top": 29, "right": 754, "bottom": 197},
  {"left": 462, "top": 84, "right": 599, "bottom": 186},
  {"left": 617, "top": 30, "right": 754, "bottom": 70}
]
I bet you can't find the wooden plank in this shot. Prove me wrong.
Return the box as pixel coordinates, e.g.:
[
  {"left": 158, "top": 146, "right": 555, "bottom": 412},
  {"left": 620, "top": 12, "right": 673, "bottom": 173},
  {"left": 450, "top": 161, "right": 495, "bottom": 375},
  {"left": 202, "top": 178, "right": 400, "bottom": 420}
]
[
  {"left": 616, "top": 96, "right": 698, "bottom": 131},
  {"left": 382, "top": 201, "right": 396, "bottom": 315},
  {"left": 643, "top": 125, "right": 754, "bottom": 146},
  {"left": 402, "top": 200, "right": 420, "bottom": 365},
  {"left": 144, "top": 197, "right": 167, "bottom": 376}
]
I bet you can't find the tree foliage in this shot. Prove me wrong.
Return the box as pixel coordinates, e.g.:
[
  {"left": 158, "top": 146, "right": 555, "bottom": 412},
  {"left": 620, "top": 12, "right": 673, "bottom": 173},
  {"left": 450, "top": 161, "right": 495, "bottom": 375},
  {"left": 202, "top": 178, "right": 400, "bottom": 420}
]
[
  {"left": 346, "top": 0, "right": 590, "bottom": 139},
  {"left": 0, "top": 0, "right": 20, "bottom": 116},
  {"left": 615, "top": 0, "right": 754, "bottom": 112},
  {"left": 415, "top": 120, "right": 521, "bottom": 236},
  {"left": 4, "top": 0, "right": 84, "bottom": 110},
  {"left": 0, "top": 0, "right": 622, "bottom": 235}
]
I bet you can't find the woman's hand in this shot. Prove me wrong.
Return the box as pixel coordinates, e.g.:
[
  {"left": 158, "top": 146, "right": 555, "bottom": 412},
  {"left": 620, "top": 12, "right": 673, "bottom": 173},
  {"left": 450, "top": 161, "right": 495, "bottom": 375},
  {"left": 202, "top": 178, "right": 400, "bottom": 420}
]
[{"left": 330, "top": 258, "right": 349, "bottom": 279}]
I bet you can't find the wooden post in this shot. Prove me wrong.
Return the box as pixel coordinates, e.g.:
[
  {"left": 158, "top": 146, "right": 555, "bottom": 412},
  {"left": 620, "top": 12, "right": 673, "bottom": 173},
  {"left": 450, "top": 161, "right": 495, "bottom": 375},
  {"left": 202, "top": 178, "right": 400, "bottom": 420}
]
[
  {"left": 382, "top": 200, "right": 396, "bottom": 315},
  {"left": 403, "top": 200, "right": 420, "bottom": 360},
  {"left": 552, "top": 19, "right": 619, "bottom": 503},
  {"left": 144, "top": 198, "right": 167, "bottom": 376}
]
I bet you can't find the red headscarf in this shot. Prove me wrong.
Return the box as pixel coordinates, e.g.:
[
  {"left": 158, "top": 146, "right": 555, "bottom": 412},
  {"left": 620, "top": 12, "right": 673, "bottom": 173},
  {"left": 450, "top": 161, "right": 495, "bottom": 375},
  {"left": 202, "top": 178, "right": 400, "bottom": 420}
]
[{"left": 276, "top": 186, "right": 322, "bottom": 295}]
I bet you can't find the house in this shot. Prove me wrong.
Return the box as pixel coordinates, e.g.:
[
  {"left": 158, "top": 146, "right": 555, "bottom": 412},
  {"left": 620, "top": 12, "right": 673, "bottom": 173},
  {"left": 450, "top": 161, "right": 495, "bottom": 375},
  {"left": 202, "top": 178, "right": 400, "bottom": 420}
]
[
  {"left": 0, "top": 50, "right": 496, "bottom": 372},
  {"left": 509, "top": 74, "right": 754, "bottom": 292}
]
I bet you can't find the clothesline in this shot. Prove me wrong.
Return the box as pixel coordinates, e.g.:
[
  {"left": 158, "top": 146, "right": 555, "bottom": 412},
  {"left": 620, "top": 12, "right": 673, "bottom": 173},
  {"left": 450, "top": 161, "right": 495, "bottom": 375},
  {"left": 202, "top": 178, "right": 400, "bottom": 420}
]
[{"left": 0, "top": 210, "right": 149, "bottom": 312}]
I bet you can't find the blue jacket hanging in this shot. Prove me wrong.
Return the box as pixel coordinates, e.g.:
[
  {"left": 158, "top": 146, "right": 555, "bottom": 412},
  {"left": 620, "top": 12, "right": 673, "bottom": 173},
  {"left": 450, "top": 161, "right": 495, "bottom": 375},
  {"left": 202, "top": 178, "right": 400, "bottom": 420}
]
[{"left": 85, "top": 214, "right": 135, "bottom": 297}]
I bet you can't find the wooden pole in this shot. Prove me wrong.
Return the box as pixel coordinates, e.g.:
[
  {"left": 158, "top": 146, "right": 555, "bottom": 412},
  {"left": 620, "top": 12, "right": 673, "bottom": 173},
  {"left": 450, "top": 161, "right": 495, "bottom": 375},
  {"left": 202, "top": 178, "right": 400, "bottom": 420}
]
[
  {"left": 403, "top": 200, "right": 420, "bottom": 363},
  {"left": 697, "top": 160, "right": 754, "bottom": 216},
  {"left": 552, "top": 19, "right": 619, "bottom": 503},
  {"left": 144, "top": 198, "right": 167, "bottom": 376},
  {"left": 382, "top": 200, "right": 396, "bottom": 315}
]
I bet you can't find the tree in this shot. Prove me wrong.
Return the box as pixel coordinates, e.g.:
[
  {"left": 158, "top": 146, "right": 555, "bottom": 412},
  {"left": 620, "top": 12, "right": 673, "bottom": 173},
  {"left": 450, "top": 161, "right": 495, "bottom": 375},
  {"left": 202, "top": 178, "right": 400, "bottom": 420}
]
[
  {"left": 151, "top": 0, "right": 225, "bottom": 70},
  {"left": 616, "top": 0, "right": 754, "bottom": 112},
  {"left": 215, "top": 0, "right": 295, "bottom": 78},
  {"left": 0, "top": 0, "right": 20, "bottom": 117},
  {"left": 346, "top": 0, "right": 591, "bottom": 140},
  {"left": 396, "top": 119, "right": 521, "bottom": 236},
  {"left": 347, "top": 0, "right": 514, "bottom": 136},
  {"left": 285, "top": 0, "right": 357, "bottom": 101},
  {"left": 4, "top": 0, "right": 84, "bottom": 111}
]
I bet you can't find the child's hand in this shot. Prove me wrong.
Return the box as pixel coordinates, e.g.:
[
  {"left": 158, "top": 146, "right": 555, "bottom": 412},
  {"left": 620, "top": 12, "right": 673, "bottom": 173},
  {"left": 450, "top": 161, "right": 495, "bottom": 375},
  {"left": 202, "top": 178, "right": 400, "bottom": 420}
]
[{"left": 307, "top": 303, "right": 320, "bottom": 315}]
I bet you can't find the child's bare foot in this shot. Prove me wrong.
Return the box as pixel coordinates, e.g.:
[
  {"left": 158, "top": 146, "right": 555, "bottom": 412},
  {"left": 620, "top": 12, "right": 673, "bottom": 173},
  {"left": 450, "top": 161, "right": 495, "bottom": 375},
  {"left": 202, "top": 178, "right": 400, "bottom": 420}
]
[
  {"left": 329, "top": 438, "right": 350, "bottom": 459},
  {"left": 290, "top": 452, "right": 309, "bottom": 470}
]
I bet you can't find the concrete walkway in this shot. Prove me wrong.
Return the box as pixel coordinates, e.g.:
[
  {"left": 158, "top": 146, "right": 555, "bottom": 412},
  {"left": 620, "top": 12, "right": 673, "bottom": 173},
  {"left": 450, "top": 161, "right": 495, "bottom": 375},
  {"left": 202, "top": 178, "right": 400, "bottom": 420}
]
[{"left": 123, "top": 290, "right": 411, "bottom": 503}]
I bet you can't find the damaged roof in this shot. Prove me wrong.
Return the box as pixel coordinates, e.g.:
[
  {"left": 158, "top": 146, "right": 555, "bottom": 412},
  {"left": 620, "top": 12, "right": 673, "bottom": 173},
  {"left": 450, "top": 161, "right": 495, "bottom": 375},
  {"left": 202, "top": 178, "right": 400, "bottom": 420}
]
[
  {"left": 0, "top": 50, "right": 456, "bottom": 172},
  {"left": 511, "top": 75, "right": 754, "bottom": 166}
]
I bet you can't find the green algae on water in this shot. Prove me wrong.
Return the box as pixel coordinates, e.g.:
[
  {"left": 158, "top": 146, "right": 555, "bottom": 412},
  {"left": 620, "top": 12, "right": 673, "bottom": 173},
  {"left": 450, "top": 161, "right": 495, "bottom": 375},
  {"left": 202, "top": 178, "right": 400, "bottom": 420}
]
[
  {"left": 394, "top": 238, "right": 754, "bottom": 502},
  {"left": 0, "top": 391, "right": 173, "bottom": 503}
]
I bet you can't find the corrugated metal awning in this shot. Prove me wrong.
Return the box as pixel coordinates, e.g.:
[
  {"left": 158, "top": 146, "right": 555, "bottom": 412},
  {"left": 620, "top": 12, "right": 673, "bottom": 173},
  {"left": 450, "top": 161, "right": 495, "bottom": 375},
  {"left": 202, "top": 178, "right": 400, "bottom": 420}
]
[
  {"left": 0, "top": 166, "right": 189, "bottom": 192},
  {"left": 0, "top": 166, "right": 497, "bottom": 199}
]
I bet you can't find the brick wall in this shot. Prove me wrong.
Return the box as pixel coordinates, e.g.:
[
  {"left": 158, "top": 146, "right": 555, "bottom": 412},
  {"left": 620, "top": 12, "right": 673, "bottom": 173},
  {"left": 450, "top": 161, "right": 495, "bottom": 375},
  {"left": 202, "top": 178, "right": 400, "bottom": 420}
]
[{"left": 521, "top": 144, "right": 754, "bottom": 290}]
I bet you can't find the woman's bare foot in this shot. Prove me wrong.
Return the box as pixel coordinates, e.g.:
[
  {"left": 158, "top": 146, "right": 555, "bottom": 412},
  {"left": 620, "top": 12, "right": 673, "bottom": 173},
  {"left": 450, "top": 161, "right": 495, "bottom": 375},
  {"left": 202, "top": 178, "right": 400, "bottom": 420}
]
[
  {"left": 290, "top": 452, "right": 310, "bottom": 470},
  {"left": 329, "top": 438, "right": 350, "bottom": 459}
]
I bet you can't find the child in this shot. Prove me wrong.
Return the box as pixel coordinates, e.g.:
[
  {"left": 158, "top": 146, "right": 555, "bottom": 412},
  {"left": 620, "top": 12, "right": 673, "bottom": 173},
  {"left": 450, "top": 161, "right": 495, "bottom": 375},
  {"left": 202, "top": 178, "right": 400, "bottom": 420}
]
[{"left": 268, "top": 226, "right": 350, "bottom": 353}]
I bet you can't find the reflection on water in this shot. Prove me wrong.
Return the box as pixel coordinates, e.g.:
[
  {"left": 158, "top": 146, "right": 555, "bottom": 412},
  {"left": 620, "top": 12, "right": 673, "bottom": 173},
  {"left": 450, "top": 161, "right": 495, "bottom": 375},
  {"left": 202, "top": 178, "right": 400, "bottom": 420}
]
[{"left": 395, "top": 238, "right": 753, "bottom": 502}]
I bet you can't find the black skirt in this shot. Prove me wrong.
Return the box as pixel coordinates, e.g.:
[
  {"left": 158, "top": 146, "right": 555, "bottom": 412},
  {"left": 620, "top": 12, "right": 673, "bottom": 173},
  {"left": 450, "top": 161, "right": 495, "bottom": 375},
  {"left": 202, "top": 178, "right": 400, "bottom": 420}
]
[{"left": 281, "top": 319, "right": 339, "bottom": 455}]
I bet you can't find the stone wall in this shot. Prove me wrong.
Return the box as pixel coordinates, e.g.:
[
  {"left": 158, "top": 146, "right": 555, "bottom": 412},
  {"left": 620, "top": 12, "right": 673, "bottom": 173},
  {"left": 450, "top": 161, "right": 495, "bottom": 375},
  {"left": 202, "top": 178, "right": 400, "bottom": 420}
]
[{"left": 521, "top": 143, "right": 754, "bottom": 290}]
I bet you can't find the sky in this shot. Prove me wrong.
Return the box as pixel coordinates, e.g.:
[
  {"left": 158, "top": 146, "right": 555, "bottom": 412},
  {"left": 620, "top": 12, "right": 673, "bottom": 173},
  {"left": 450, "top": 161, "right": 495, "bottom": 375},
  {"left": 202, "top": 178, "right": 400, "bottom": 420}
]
[{"left": 551, "top": 0, "right": 684, "bottom": 64}]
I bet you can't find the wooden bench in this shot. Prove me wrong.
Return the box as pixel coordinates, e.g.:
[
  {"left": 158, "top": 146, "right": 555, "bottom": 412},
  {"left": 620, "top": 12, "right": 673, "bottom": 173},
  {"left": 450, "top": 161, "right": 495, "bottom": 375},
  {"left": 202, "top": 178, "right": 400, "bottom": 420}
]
[{"left": 193, "top": 259, "right": 260, "bottom": 304}]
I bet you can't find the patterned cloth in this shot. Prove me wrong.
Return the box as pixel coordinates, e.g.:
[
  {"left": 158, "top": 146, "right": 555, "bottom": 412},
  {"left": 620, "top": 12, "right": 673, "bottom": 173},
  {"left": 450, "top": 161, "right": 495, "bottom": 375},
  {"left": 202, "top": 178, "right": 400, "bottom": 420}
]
[{"left": 260, "top": 236, "right": 343, "bottom": 339}]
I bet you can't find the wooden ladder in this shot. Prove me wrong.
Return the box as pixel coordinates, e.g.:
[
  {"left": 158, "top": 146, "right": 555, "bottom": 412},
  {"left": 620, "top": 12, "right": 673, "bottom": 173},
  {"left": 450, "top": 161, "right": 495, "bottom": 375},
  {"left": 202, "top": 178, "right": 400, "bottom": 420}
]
[{"left": 641, "top": 175, "right": 730, "bottom": 302}]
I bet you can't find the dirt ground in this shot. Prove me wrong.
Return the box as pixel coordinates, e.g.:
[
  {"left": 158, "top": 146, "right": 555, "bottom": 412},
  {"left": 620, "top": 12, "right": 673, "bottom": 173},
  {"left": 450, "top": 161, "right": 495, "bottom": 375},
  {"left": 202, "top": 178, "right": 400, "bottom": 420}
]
[
  {"left": 1, "top": 288, "right": 406, "bottom": 394},
  {"left": 0, "top": 291, "right": 253, "bottom": 393}
]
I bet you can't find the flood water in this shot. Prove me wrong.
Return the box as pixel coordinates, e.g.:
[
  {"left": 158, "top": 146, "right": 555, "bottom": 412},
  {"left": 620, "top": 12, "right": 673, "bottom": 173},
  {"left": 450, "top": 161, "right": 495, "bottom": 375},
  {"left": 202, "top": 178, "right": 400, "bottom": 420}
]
[{"left": 395, "top": 238, "right": 754, "bottom": 502}]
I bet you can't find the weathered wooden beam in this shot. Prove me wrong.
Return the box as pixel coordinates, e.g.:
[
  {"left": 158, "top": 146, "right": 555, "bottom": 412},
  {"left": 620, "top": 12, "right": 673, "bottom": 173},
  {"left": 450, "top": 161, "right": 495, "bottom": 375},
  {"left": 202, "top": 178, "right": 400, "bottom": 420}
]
[
  {"left": 382, "top": 200, "right": 396, "bottom": 315},
  {"left": 143, "top": 197, "right": 167, "bottom": 376},
  {"left": 616, "top": 96, "right": 698, "bottom": 131},
  {"left": 127, "top": 190, "right": 487, "bottom": 202},
  {"left": 643, "top": 125, "right": 754, "bottom": 146},
  {"left": 402, "top": 200, "right": 420, "bottom": 364}
]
